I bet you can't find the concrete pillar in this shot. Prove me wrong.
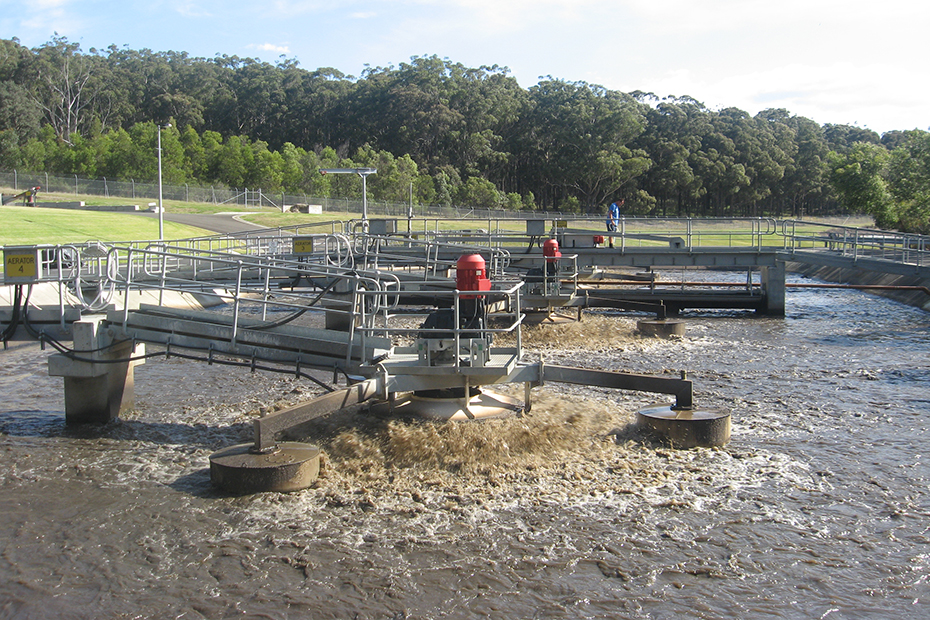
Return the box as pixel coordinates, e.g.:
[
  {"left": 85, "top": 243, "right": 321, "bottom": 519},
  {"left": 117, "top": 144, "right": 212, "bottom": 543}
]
[
  {"left": 760, "top": 261, "right": 786, "bottom": 316},
  {"left": 48, "top": 316, "right": 145, "bottom": 424}
]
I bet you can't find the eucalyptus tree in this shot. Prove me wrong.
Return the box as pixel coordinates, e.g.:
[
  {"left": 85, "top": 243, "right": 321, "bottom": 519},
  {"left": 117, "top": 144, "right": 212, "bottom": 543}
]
[
  {"left": 757, "top": 109, "right": 829, "bottom": 217},
  {"left": 885, "top": 129, "right": 930, "bottom": 233},
  {"left": 520, "top": 78, "right": 649, "bottom": 210},
  {"left": 632, "top": 95, "right": 709, "bottom": 215},
  {"left": 211, "top": 55, "right": 293, "bottom": 148},
  {"left": 0, "top": 80, "right": 43, "bottom": 165},
  {"left": 24, "top": 36, "right": 105, "bottom": 144},
  {"left": 345, "top": 57, "right": 464, "bottom": 169},
  {"left": 823, "top": 123, "right": 881, "bottom": 152},
  {"left": 343, "top": 56, "right": 526, "bottom": 187},
  {"left": 706, "top": 108, "right": 788, "bottom": 216},
  {"left": 0, "top": 38, "right": 42, "bottom": 158},
  {"left": 283, "top": 67, "right": 353, "bottom": 151},
  {"left": 827, "top": 141, "right": 892, "bottom": 226}
]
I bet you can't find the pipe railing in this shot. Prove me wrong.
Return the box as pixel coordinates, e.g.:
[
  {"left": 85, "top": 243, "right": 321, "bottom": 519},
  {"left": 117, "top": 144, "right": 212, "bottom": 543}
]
[
  {"left": 357, "top": 279, "right": 527, "bottom": 368},
  {"left": 104, "top": 244, "right": 402, "bottom": 365},
  {"left": 781, "top": 220, "right": 930, "bottom": 268}
]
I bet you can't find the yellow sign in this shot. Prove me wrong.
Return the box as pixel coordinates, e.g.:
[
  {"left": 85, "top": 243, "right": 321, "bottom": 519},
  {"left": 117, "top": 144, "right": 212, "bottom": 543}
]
[
  {"left": 555, "top": 220, "right": 568, "bottom": 228},
  {"left": 3, "top": 247, "right": 40, "bottom": 282},
  {"left": 292, "top": 236, "right": 315, "bottom": 255}
]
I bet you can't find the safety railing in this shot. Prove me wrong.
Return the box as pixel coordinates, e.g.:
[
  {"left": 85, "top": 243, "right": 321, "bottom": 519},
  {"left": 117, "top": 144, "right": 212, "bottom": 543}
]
[
  {"left": 101, "top": 244, "right": 401, "bottom": 367},
  {"left": 546, "top": 217, "right": 780, "bottom": 250},
  {"left": 523, "top": 253, "right": 579, "bottom": 301},
  {"left": 358, "top": 278, "right": 526, "bottom": 369},
  {"left": 781, "top": 220, "right": 930, "bottom": 269}
]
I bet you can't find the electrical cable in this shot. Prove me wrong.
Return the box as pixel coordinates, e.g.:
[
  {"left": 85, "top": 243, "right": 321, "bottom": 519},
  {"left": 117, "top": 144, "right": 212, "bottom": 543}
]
[
  {"left": 31, "top": 328, "right": 340, "bottom": 392},
  {"left": 1, "top": 285, "right": 23, "bottom": 343}
]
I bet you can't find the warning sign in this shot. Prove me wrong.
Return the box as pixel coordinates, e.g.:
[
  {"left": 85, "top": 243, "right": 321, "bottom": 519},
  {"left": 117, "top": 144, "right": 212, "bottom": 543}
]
[{"left": 292, "top": 236, "right": 315, "bottom": 255}]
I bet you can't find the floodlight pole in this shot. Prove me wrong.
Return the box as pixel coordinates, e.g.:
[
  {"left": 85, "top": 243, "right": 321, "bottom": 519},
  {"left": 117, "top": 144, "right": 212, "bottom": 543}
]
[
  {"left": 319, "top": 168, "right": 377, "bottom": 226},
  {"left": 157, "top": 123, "right": 171, "bottom": 240}
]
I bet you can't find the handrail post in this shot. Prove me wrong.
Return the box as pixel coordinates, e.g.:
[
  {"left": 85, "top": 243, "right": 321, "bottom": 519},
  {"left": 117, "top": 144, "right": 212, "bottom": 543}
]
[
  {"left": 260, "top": 256, "right": 272, "bottom": 322},
  {"left": 122, "top": 247, "right": 135, "bottom": 327},
  {"left": 231, "top": 260, "right": 243, "bottom": 345},
  {"left": 158, "top": 245, "right": 167, "bottom": 307},
  {"left": 453, "top": 289, "right": 461, "bottom": 370}
]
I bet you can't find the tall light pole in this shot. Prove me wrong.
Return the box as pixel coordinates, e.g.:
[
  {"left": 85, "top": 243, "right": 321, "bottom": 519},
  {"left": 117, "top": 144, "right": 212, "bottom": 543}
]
[
  {"left": 319, "top": 168, "right": 377, "bottom": 225},
  {"left": 157, "top": 123, "right": 171, "bottom": 240}
]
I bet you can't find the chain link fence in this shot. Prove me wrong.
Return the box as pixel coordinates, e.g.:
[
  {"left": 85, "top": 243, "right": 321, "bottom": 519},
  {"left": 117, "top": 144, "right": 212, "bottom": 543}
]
[{"left": 1, "top": 168, "right": 576, "bottom": 221}]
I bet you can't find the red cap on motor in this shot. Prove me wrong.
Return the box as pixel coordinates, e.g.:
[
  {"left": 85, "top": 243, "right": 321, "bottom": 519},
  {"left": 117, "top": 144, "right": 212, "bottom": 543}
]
[
  {"left": 543, "top": 238, "right": 561, "bottom": 262},
  {"left": 456, "top": 254, "right": 491, "bottom": 298}
]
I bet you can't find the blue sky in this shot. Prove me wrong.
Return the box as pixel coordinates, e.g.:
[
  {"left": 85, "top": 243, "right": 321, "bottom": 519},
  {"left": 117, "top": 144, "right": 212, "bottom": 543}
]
[{"left": 2, "top": 0, "right": 927, "bottom": 134}]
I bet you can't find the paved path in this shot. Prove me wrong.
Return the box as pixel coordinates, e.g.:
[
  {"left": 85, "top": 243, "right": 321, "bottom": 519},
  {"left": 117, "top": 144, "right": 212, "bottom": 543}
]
[{"left": 137, "top": 212, "right": 268, "bottom": 235}]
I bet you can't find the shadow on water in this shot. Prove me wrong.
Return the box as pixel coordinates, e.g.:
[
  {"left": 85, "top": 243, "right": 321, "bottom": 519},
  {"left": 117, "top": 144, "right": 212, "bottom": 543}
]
[
  {"left": 169, "top": 466, "right": 223, "bottom": 497},
  {"left": 0, "top": 409, "right": 253, "bottom": 450}
]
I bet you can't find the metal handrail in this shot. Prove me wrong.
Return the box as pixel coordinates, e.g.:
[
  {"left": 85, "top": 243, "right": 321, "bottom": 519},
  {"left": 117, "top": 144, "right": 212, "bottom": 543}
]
[
  {"left": 356, "top": 280, "right": 526, "bottom": 368},
  {"left": 781, "top": 220, "right": 930, "bottom": 268},
  {"left": 105, "top": 243, "right": 402, "bottom": 365}
]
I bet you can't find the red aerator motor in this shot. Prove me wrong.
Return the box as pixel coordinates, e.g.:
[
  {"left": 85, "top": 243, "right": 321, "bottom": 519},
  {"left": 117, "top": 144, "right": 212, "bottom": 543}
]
[
  {"left": 456, "top": 254, "right": 492, "bottom": 299},
  {"left": 542, "top": 238, "right": 561, "bottom": 262}
]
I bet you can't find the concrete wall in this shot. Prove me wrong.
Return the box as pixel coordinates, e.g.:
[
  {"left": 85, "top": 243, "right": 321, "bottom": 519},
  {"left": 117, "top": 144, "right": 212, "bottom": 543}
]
[{"left": 787, "top": 262, "right": 930, "bottom": 311}]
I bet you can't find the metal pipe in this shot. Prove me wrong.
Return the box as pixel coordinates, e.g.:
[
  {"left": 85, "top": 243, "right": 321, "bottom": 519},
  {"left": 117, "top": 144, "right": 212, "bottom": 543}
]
[{"left": 574, "top": 279, "right": 930, "bottom": 295}]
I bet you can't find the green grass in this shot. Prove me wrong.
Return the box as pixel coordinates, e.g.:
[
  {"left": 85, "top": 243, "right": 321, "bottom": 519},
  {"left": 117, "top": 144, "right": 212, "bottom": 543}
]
[
  {"left": 0, "top": 205, "right": 209, "bottom": 246},
  {"left": 2, "top": 186, "right": 874, "bottom": 247}
]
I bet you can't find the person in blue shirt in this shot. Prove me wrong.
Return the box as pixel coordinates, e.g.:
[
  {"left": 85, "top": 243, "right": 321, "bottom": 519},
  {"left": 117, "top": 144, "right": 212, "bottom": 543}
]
[{"left": 606, "top": 199, "right": 623, "bottom": 247}]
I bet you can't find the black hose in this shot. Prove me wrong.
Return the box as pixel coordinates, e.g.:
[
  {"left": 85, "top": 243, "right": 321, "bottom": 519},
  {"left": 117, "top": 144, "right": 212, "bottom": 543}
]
[{"left": 1, "top": 285, "right": 23, "bottom": 343}]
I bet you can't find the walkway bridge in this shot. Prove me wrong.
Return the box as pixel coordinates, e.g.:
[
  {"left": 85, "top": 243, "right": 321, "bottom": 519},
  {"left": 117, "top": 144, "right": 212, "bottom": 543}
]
[{"left": 3, "top": 216, "right": 928, "bottom": 491}]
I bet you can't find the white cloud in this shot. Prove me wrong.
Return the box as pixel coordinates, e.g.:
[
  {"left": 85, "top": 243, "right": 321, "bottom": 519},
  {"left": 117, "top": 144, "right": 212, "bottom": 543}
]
[
  {"left": 175, "top": 2, "right": 213, "bottom": 18},
  {"left": 632, "top": 60, "right": 930, "bottom": 132},
  {"left": 248, "top": 43, "right": 291, "bottom": 55}
]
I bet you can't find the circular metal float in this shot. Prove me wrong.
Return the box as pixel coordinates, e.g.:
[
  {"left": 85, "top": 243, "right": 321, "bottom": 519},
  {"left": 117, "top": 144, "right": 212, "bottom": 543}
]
[
  {"left": 637, "top": 403, "right": 730, "bottom": 448},
  {"left": 636, "top": 319, "right": 686, "bottom": 338},
  {"left": 209, "top": 441, "right": 321, "bottom": 494}
]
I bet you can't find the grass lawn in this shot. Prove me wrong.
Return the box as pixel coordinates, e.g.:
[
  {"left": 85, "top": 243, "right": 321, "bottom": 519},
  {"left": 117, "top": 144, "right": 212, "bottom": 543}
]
[
  {"left": 0, "top": 206, "right": 209, "bottom": 246},
  {"left": 2, "top": 186, "right": 873, "bottom": 248}
]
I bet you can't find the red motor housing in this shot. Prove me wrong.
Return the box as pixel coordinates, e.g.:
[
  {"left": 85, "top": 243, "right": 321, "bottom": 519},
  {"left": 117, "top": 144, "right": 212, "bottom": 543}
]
[
  {"left": 543, "top": 238, "right": 561, "bottom": 262},
  {"left": 456, "top": 254, "right": 492, "bottom": 299}
]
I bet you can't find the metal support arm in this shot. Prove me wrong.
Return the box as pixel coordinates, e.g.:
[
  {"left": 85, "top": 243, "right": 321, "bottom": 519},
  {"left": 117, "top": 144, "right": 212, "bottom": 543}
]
[
  {"left": 253, "top": 375, "right": 384, "bottom": 451},
  {"left": 539, "top": 364, "right": 693, "bottom": 409}
]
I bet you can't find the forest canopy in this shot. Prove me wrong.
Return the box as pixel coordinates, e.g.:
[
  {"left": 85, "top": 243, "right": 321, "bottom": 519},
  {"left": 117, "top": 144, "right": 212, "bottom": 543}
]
[{"left": 1, "top": 36, "right": 928, "bottom": 232}]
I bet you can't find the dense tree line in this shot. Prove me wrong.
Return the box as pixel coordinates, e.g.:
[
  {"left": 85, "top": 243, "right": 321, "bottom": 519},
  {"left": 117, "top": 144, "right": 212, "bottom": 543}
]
[{"left": 0, "top": 36, "right": 927, "bottom": 231}]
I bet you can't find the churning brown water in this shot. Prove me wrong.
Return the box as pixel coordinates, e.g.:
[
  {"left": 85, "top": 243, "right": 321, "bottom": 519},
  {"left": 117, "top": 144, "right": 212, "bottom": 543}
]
[{"left": 1, "top": 277, "right": 929, "bottom": 619}]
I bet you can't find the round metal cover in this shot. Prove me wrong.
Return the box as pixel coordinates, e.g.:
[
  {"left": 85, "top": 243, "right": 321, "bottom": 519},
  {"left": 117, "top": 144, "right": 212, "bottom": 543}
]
[
  {"left": 210, "top": 441, "right": 320, "bottom": 494},
  {"left": 637, "top": 404, "right": 730, "bottom": 448}
]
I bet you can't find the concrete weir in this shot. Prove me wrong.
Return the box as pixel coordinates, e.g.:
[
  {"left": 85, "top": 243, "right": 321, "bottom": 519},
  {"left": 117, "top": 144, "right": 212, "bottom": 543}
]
[{"left": 787, "top": 261, "right": 930, "bottom": 311}]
